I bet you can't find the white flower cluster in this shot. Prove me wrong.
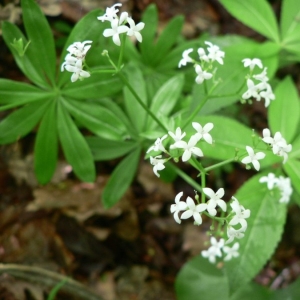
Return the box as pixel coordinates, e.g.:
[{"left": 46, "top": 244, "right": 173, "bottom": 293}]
[
  {"left": 241, "top": 146, "right": 265, "bottom": 171},
  {"left": 178, "top": 42, "right": 225, "bottom": 84},
  {"left": 260, "top": 173, "right": 293, "bottom": 203},
  {"left": 61, "top": 41, "right": 92, "bottom": 82},
  {"left": 147, "top": 123, "right": 213, "bottom": 177},
  {"left": 242, "top": 58, "right": 275, "bottom": 107},
  {"left": 262, "top": 129, "right": 292, "bottom": 163},
  {"left": 97, "top": 3, "right": 145, "bottom": 46},
  {"left": 202, "top": 237, "right": 239, "bottom": 263}
]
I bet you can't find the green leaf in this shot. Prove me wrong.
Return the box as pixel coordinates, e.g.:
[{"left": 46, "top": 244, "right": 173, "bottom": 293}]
[
  {"left": 283, "top": 159, "right": 300, "bottom": 195},
  {"left": 0, "top": 79, "right": 51, "bottom": 108},
  {"left": 1, "top": 22, "right": 49, "bottom": 88},
  {"left": 290, "top": 135, "right": 300, "bottom": 159},
  {"left": 86, "top": 137, "right": 138, "bottom": 160},
  {"left": 147, "top": 74, "right": 184, "bottom": 129},
  {"left": 34, "top": 100, "right": 58, "bottom": 184},
  {"left": 102, "top": 147, "right": 141, "bottom": 208},
  {"left": 152, "top": 15, "right": 184, "bottom": 66},
  {"left": 21, "top": 0, "right": 56, "bottom": 85},
  {"left": 139, "top": 4, "right": 158, "bottom": 64},
  {"left": 0, "top": 100, "right": 50, "bottom": 144},
  {"left": 123, "top": 63, "right": 148, "bottom": 131},
  {"left": 269, "top": 76, "right": 300, "bottom": 143},
  {"left": 224, "top": 173, "right": 287, "bottom": 296},
  {"left": 57, "top": 8, "right": 103, "bottom": 86},
  {"left": 230, "top": 282, "right": 271, "bottom": 300},
  {"left": 62, "top": 73, "right": 122, "bottom": 100},
  {"left": 175, "top": 255, "right": 229, "bottom": 300},
  {"left": 62, "top": 98, "right": 127, "bottom": 141},
  {"left": 280, "top": 0, "right": 300, "bottom": 46},
  {"left": 219, "top": 0, "right": 280, "bottom": 43},
  {"left": 57, "top": 101, "right": 95, "bottom": 182}
]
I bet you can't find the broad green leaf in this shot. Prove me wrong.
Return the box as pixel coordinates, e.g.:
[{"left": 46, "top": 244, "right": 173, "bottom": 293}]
[
  {"left": 102, "top": 147, "right": 141, "bottom": 208},
  {"left": 62, "top": 98, "right": 126, "bottom": 141},
  {"left": 224, "top": 173, "right": 287, "bottom": 296},
  {"left": 290, "top": 135, "right": 300, "bottom": 159},
  {"left": 57, "top": 8, "right": 103, "bottom": 86},
  {"left": 21, "top": 0, "right": 56, "bottom": 85},
  {"left": 0, "top": 79, "right": 51, "bottom": 108},
  {"left": 283, "top": 159, "right": 300, "bottom": 195},
  {"left": 147, "top": 74, "right": 184, "bottom": 129},
  {"left": 123, "top": 63, "right": 148, "bottom": 131},
  {"left": 269, "top": 76, "right": 300, "bottom": 143},
  {"left": 139, "top": 4, "right": 158, "bottom": 64},
  {"left": 62, "top": 73, "right": 122, "bottom": 100},
  {"left": 152, "top": 15, "right": 184, "bottom": 66},
  {"left": 0, "top": 100, "right": 50, "bottom": 144},
  {"left": 86, "top": 137, "right": 138, "bottom": 160},
  {"left": 175, "top": 255, "right": 229, "bottom": 300},
  {"left": 280, "top": 0, "right": 300, "bottom": 45},
  {"left": 2, "top": 22, "right": 48, "bottom": 88},
  {"left": 230, "top": 282, "right": 271, "bottom": 300},
  {"left": 57, "top": 101, "right": 95, "bottom": 182},
  {"left": 219, "top": 0, "right": 280, "bottom": 43},
  {"left": 34, "top": 101, "right": 58, "bottom": 184}
]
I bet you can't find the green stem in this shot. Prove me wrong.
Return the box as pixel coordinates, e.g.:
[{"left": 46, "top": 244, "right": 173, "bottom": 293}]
[
  {"left": 204, "top": 158, "right": 236, "bottom": 172},
  {"left": 166, "top": 162, "right": 202, "bottom": 192},
  {"left": 118, "top": 72, "right": 168, "bottom": 132},
  {"left": 201, "top": 171, "right": 206, "bottom": 203},
  {"left": 118, "top": 34, "right": 127, "bottom": 69}
]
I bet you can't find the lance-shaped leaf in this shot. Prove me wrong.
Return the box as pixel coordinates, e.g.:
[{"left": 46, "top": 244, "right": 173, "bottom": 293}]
[
  {"left": 0, "top": 100, "right": 50, "bottom": 144},
  {"left": 102, "top": 147, "right": 141, "bottom": 208},
  {"left": 284, "top": 159, "right": 300, "bottom": 195},
  {"left": 21, "top": 0, "right": 56, "bottom": 85},
  {"left": 2, "top": 22, "right": 49, "bottom": 88},
  {"left": 220, "top": 0, "right": 280, "bottom": 43},
  {"left": 224, "top": 173, "right": 287, "bottom": 296},
  {"left": 34, "top": 101, "right": 58, "bottom": 184},
  {"left": 57, "top": 101, "right": 95, "bottom": 182},
  {"left": 62, "top": 98, "right": 127, "bottom": 141}
]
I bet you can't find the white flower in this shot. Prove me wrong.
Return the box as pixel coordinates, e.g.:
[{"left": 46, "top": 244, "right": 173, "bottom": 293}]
[
  {"left": 170, "top": 192, "right": 188, "bottom": 224},
  {"left": 242, "top": 58, "right": 263, "bottom": 70},
  {"left": 192, "top": 122, "right": 214, "bottom": 144},
  {"left": 203, "top": 187, "right": 227, "bottom": 216},
  {"left": 63, "top": 59, "right": 90, "bottom": 82},
  {"left": 97, "top": 3, "right": 122, "bottom": 22},
  {"left": 178, "top": 48, "right": 194, "bottom": 68},
  {"left": 277, "top": 176, "right": 293, "bottom": 203},
  {"left": 253, "top": 67, "right": 269, "bottom": 84},
  {"left": 194, "top": 65, "right": 213, "bottom": 84},
  {"left": 66, "top": 41, "right": 92, "bottom": 59},
  {"left": 223, "top": 242, "right": 239, "bottom": 261},
  {"left": 168, "top": 127, "right": 186, "bottom": 149},
  {"left": 180, "top": 196, "right": 207, "bottom": 224},
  {"left": 260, "top": 84, "right": 275, "bottom": 107},
  {"left": 126, "top": 17, "right": 145, "bottom": 42},
  {"left": 176, "top": 135, "right": 203, "bottom": 162},
  {"left": 259, "top": 173, "right": 278, "bottom": 190},
  {"left": 147, "top": 135, "right": 168, "bottom": 153},
  {"left": 226, "top": 226, "right": 245, "bottom": 244},
  {"left": 205, "top": 41, "right": 225, "bottom": 65},
  {"left": 197, "top": 47, "right": 209, "bottom": 62},
  {"left": 241, "top": 146, "right": 266, "bottom": 171},
  {"left": 229, "top": 197, "right": 250, "bottom": 231},
  {"left": 150, "top": 155, "right": 165, "bottom": 177},
  {"left": 103, "top": 18, "right": 129, "bottom": 46},
  {"left": 242, "top": 79, "right": 260, "bottom": 100},
  {"left": 201, "top": 237, "right": 224, "bottom": 263}
]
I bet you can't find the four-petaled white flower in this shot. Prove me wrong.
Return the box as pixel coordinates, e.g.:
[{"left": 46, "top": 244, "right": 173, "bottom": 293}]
[
  {"left": 150, "top": 155, "right": 165, "bottom": 177},
  {"left": 201, "top": 237, "right": 225, "bottom": 263},
  {"left": 97, "top": 3, "right": 121, "bottom": 22},
  {"left": 168, "top": 127, "right": 186, "bottom": 149},
  {"left": 147, "top": 135, "right": 168, "bottom": 153},
  {"left": 259, "top": 173, "right": 278, "bottom": 190},
  {"left": 67, "top": 41, "right": 92, "bottom": 59},
  {"left": 205, "top": 41, "right": 225, "bottom": 65},
  {"left": 194, "top": 65, "right": 213, "bottom": 84},
  {"left": 197, "top": 47, "right": 209, "bottom": 62},
  {"left": 223, "top": 242, "right": 240, "bottom": 261},
  {"left": 242, "top": 58, "right": 263, "bottom": 70},
  {"left": 192, "top": 122, "right": 214, "bottom": 144},
  {"left": 241, "top": 146, "right": 265, "bottom": 171},
  {"left": 259, "top": 84, "right": 275, "bottom": 107},
  {"left": 229, "top": 197, "right": 250, "bottom": 231},
  {"left": 126, "top": 17, "right": 145, "bottom": 42},
  {"left": 103, "top": 19, "right": 129, "bottom": 46},
  {"left": 203, "top": 187, "right": 227, "bottom": 216},
  {"left": 253, "top": 67, "right": 268, "bottom": 84},
  {"left": 226, "top": 226, "right": 245, "bottom": 244},
  {"left": 178, "top": 48, "right": 194, "bottom": 68},
  {"left": 180, "top": 196, "right": 207, "bottom": 224},
  {"left": 242, "top": 79, "right": 260, "bottom": 100},
  {"left": 176, "top": 135, "right": 203, "bottom": 162},
  {"left": 170, "top": 192, "right": 188, "bottom": 224},
  {"left": 62, "top": 58, "right": 90, "bottom": 82}
]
